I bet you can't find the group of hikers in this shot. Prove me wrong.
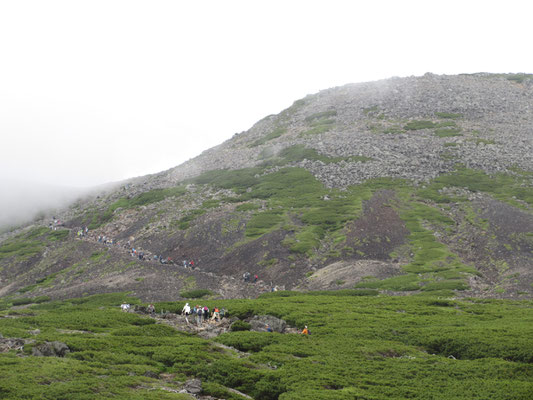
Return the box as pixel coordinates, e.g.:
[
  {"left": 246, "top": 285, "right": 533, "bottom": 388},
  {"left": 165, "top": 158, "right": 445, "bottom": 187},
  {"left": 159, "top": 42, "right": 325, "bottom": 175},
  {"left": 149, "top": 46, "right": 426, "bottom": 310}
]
[
  {"left": 242, "top": 272, "right": 258, "bottom": 283},
  {"left": 77, "top": 227, "right": 90, "bottom": 237},
  {"left": 122, "top": 301, "right": 310, "bottom": 335},
  {"left": 181, "top": 302, "right": 225, "bottom": 325},
  {"left": 74, "top": 227, "right": 193, "bottom": 268},
  {"left": 97, "top": 235, "right": 115, "bottom": 245},
  {"left": 70, "top": 225, "right": 285, "bottom": 292},
  {"left": 48, "top": 217, "right": 63, "bottom": 231}
]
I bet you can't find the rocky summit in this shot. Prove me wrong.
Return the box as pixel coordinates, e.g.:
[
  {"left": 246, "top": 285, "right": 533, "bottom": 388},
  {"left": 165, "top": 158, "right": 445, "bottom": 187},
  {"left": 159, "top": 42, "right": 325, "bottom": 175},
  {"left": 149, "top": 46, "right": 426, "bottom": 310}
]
[{"left": 1, "top": 73, "right": 532, "bottom": 302}]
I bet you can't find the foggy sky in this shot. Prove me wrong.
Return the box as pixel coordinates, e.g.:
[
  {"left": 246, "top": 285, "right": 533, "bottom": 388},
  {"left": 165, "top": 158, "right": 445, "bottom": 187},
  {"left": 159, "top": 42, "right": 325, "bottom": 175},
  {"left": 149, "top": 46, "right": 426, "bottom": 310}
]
[{"left": 1, "top": 0, "right": 532, "bottom": 228}]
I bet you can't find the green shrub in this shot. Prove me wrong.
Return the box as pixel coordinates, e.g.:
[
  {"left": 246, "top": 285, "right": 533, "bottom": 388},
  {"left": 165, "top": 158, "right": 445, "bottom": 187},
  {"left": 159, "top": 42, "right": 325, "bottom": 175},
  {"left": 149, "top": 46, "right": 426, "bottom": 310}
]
[
  {"left": 176, "top": 208, "right": 206, "bottom": 230},
  {"left": 190, "top": 168, "right": 263, "bottom": 192},
  {"left": 230, "top": 320, "right": 251, "bottom": 331},
  {"left": 277, "top": 145, "right": 371, "bottom": 165},
  {"left": 11, "top": 297, "right": 33, "bottom": 306},
  {"left": 201, "top": 199, "right": 220, "bottom": 209},
  {"left": 434, "top": 128, "right": 462, "bottom": 138},
  {"left": 404, "top": 120, "right": 436, "bottom": 130},
  {"left": 421, "top": 280, "right": 469, "bottom": 291},
  {"left": 250, "top": 127, "right": 287, "bottom": 147},
  {"left": 48, "top": 230, "right": 69, "bottom": 241},
  {"left": 435, "top": 112, "right": 463, "bottom": 119},
  {"left": 86, "top": 186, "right": 186, "bottom": 229},
  {"left": 235, "top": 203, "right": 260, "bottom": 212},
  {"left": 245, "top": 210, "right": 284, "bottom": 238},
  {"left": 474, "top": 138, "right": 495, "bottom": 145},
  {"left": 180, "top": 289, "right": 212, "bottom": 299},
  {"left": 506, "top": 73, "right": 533, "bottom": 83},
  {"left": 33, "top": 296, "right": 51, "bottom": 304},
  {"left": 217, "top": 331, "right": 276, "bottom": 352},
  {"left": 304, "top": 110, "right": 337, "bottom": 122},
  {"left": 0, "top": 240, "right": 43, "bottom": 260},
  {"left": 0, "top": 293, "right": 532, "bottom": 399}
]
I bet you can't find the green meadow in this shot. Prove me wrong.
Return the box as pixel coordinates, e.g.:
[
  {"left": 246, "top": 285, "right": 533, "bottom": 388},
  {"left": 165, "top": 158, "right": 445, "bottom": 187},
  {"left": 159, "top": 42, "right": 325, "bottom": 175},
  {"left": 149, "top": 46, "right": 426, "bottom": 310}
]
[{"left": 0, "top": 292, "right": 531, "bottom": 399}]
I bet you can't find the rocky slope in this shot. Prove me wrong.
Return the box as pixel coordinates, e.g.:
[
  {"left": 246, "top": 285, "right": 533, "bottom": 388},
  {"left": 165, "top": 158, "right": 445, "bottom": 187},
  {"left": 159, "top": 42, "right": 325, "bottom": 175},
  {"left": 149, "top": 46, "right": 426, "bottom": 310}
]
[{"left": 1, "top": 73, "right": 532, "bottom": 302}]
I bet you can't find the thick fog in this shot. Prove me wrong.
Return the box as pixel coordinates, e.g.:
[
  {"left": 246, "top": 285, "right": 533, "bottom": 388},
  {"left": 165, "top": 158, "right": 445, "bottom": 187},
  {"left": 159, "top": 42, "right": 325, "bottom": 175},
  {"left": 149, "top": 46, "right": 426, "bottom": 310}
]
[
  {"left": 0, "top": 179, "right": 83, "bottom": 231},
  {"left": 1, "top": 0, "right": 532, "bottom": 230}
]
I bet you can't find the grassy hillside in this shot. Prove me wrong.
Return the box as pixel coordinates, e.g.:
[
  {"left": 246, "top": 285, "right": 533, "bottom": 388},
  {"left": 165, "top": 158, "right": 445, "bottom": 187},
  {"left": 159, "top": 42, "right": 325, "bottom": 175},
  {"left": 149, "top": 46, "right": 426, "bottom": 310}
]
[
  {"left": 1, "top": 163, "right": 532, "bottom": 301},
  {"left": 0, "top": 292, "right": 531, "bottom": 399}
]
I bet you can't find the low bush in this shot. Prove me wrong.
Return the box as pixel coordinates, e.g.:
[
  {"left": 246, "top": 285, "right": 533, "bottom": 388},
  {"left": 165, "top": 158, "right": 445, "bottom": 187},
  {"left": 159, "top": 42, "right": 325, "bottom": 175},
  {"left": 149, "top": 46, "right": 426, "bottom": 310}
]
[
  {"left": 217, "top": 331, "right": 276, "bottom": 352},
  {"left": 230, "top": 320, "right": 251, "bottom": 331},
  {"left": 304, "top": 110, "right": 337, "bottom": 122},
  {"left": 180, "top": 289, "right": 212, "bottom": 299},
  {"left": 434, "top": 128, "right": 462, "bottom": 137},
  {"left": 404, "top": 120, "right": 436, "bottom": 130},
  {"left": 235, "top": 203, "right": 260, "bottom": 212},
  {"left": 250, "top": 127, "right": 287, "bottom": 147},
  {"left": 11, "top": 297, "right": 33, "bottom": 306},
  {"left": 435, "top": 112, "right": 463, "bottom": 119},
  {"left": 0, "top": 293, "right": 532, "bottom": 399}
]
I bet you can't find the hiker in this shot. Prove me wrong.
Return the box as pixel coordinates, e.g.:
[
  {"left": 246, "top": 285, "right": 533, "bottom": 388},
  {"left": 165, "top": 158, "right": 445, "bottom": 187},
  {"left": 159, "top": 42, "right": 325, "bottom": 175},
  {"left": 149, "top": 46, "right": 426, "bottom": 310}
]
[
  {"left": 203, "top": 306, "right": 209, "bottom": 322},
  {"left": 301, "top": 325, "right": 310, "bottom": 335},
  {"left": 243, "top": 272, "right": 250, "bottom": 282},
  {"left": 266, "top": 324, "right": 273, "bottom": 333},
  {"left": 147, "top": 304, "right": 155, "bottom": 314},
  {"left": 219, "top": 308, "right": 226, "bottom": 318},
  {"left": 211, "top": 307, "right": 220, "bottom": 321},
  {"left": 189, "top": 260, "right": 195, "bottom": 269},
  {"left": 183, "top": 259, "right": 187, "bottom": 268},
  {"left": 254, "top": 274, "right": 258, "bottom": 283},
  {"left": 196, "top": 306, "right": 203, "bottom": 325},
  {"left": 182, "top": 302, "right": 191, "bottom": 315},
  {"left": 120, "top": 303, "right": 130, "bottom": 312}
]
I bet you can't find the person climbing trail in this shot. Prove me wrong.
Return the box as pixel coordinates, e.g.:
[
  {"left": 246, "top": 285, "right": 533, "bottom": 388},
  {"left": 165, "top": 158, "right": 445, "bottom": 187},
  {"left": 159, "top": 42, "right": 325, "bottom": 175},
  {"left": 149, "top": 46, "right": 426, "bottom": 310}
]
[
  {"left": 196, "top": 306, "right": 203, "bottom": 325},
  {"left": 211, "top": 307, "right": 220, "bottom": 321}
]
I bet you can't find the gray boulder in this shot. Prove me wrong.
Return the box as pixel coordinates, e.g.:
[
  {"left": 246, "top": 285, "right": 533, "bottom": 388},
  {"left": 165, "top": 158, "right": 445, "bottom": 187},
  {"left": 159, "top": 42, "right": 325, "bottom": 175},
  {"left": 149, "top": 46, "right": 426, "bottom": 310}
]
[
  {"left": 182, "top": 378, "right": 202, "bottom": 394},
  {"left": 32, "top": 341, "right": 70, "bottom": 357},
  {"left": 249, "top": 315, "right": 286, "bottom": 333},
  {"left": 0, "top": 337, "right": 25, "bottom": 353}
]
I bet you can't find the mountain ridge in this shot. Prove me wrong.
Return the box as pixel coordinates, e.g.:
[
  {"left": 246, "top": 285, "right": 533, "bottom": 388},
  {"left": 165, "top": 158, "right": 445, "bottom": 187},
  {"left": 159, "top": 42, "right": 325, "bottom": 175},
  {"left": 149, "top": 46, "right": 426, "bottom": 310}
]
[{"left": 1, "top": 73, "right": 532, "bottom": 302}]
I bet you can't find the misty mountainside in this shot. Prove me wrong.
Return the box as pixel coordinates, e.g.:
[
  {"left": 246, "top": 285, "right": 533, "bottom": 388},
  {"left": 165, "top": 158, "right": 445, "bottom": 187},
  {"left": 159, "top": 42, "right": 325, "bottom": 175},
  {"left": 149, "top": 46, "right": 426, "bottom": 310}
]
[
  {"left": 0, "top": 180, "right": 85, "bottom": 231},
  {"left": 1, "top": 73, "right": 532, "bottom": 302}
]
